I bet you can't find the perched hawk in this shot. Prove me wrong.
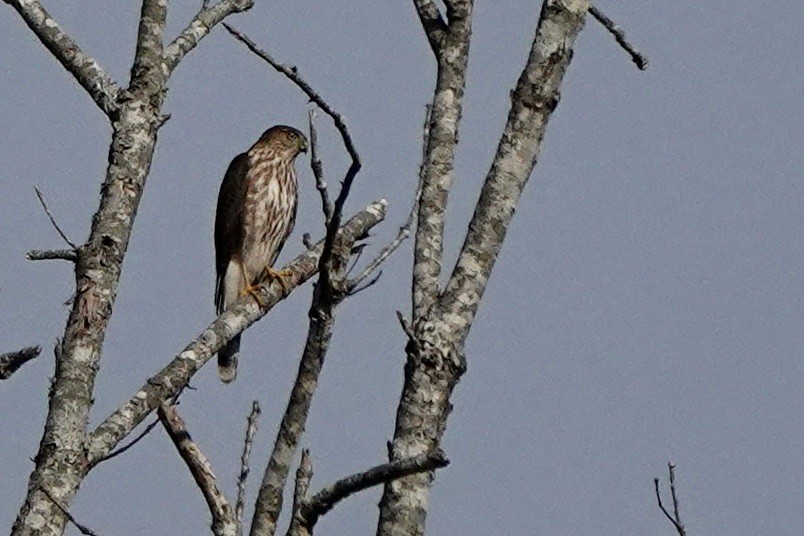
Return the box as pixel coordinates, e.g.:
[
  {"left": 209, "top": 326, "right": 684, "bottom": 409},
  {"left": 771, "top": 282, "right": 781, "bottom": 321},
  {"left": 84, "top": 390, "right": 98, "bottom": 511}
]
[{"left": 214, "top": 125, "right": 308, "bottom": 383}]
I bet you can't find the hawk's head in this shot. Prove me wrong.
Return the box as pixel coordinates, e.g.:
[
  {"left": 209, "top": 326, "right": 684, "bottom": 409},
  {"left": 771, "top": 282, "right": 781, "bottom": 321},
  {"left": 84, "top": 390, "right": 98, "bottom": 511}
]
[{"left": 257, "top": 125, "right": 308, "bottom": 158}]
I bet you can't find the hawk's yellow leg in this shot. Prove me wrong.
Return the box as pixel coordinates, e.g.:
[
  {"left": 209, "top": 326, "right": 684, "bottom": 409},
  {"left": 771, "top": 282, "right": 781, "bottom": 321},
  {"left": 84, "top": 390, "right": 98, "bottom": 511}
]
[{"left": 259, "top": 266, "right": 293, "bottom": 295}]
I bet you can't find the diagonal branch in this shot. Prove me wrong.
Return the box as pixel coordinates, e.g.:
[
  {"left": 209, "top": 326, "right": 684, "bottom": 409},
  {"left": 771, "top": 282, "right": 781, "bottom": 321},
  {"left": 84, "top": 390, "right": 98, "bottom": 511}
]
[
  {"left": 589, "top": 3, "right": 648, "bottom": 70},
  {"left": 4, "top": 0, "right": 122, "bottom": 117},
  {"left": 34, "top": 186, "right": 77, "bottom": 249},
  {"left": 0, "top": 345, "right": 41, "bottom": 380},
  {"left": 84, "top": 202, "right": 387, "bottom": 466},
  {"left": 40, "top": 487, "right": 100, "bottom": 536},
  {"left": 412, "top": 0, "right": 447, "bottom": 53},
  {"left": 158, "top": 402, "right": 236, "bottom": 536},
  {"left": 162, "top": 0, "right": 255, "bottom": 76},
  {"left": 301, "top": 451, "right": 449, "bottom": 529},
  {"left": 441, "top": 0, "right": 590, "bottom": 338}
]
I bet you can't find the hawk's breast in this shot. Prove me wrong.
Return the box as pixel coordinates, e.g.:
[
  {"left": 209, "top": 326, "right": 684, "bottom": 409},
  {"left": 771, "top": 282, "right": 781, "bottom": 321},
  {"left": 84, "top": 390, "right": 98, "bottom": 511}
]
[{"left": 240, "top": 147, "right": 298, "bottom": 283}]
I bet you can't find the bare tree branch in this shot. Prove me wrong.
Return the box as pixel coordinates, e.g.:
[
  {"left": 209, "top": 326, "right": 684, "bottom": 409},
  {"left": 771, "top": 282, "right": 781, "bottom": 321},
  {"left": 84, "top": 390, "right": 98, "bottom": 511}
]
[
  {"left": 655, "top": 462, "right": 687, "bottom": 536},
  {"left": 378, "top": 2, "right": 591, "bottom": 535},
  {"left": 11, "top": 0, "right": 172, "bottom": 522},
  {"left": 4, "top": 0, "right": 121, "bottom": 116},
  {"left": 26, "top": 249, "right": 78, "bottom": 262},
  {"left": 232, "top": 24, "right": 372, "bottom": 535},
  {"left": 34, "top": 186, "right": 77, "bottom": 249},
  {"left": 40, "top": 487, "right": 100, "bottom": 536},
  {"left": 589, "top": 3, "right": 649, "bottom": 70},
  {"left": 236, "top": 401, "right": 262, "bottom": 536},
  {"left": 442, "top": 0, "right": 591, "bottom": 336},
  {"left": 85, "top": 202, "right": 387, "bottom": 467},
  {"left": 0, "top": 345, "right": 41, "bottom": 380},
  {"left": 286, "top": 450, "right": 314, "bottom": 536},
  {"left": 162, "top": 0, "right": 255, "bottom": 75},
  {"left": 307, "top": 111, "right": 333, "bottom": 224},
  {"left": 412, "top": 0, "right": 447, "bottom": 53},
  {"left": 92, "top": 418, "right": 159, "bottom": 465},
  {"left": 410, "top": 0, "right": 473, "bottom": 321},
  {"left": 158, "top": 402, "right": 236, "bottom": 536},
  {"left": 302, "top": 451, "right": 448, "bottom": 528}
]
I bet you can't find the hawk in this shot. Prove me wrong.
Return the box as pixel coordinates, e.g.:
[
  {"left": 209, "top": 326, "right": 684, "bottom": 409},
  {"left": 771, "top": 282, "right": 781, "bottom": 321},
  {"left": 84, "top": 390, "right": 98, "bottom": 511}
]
[{"left": 214, "top": 125, "right": 308, "bottom": 383}]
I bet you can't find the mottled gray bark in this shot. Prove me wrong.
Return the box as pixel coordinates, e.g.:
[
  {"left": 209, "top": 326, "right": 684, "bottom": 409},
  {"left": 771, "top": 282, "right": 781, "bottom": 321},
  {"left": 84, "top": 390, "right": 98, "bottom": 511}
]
[
  {"left": 411, "top": 0, "right": 473, "bottom": 320},
  {"left": 8, "top": 0, "right": 255, "bottom": 533},
  {"left": 377, "top": 2, "right": 590, "bottom": 535}
]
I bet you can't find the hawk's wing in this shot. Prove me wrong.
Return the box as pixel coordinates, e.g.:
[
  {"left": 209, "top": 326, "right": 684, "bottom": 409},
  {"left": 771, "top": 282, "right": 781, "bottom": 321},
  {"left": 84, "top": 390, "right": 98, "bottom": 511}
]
[{"left": 214, "top": 152, "right": 249, "bottom": 313}]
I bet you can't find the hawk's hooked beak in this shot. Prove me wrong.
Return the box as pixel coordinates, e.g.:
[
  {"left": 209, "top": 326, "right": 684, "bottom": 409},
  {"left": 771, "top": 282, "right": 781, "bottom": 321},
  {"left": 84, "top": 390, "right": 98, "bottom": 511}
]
[{"left": 300, "top": 139, "right": 309, "bottom": 154}]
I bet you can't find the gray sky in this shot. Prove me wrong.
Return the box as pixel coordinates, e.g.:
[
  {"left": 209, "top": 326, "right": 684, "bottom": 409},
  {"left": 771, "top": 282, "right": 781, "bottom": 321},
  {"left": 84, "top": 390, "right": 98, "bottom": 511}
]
[{"left": 1, "top": 1, "right": 802, "bottom": 534}]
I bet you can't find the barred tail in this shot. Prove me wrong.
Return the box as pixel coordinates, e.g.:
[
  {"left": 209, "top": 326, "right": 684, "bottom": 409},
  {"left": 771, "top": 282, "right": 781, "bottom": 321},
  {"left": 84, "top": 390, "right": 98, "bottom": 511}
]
[{"left": 217, "top": 334, "right": 240, "bottom": 383}]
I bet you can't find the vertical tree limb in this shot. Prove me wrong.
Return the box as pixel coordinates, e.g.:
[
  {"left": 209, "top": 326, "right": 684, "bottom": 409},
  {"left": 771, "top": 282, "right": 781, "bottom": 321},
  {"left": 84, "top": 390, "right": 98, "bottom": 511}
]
[
  {"left": 377, "top": 2, "right": 590, "bottom": 535},
  {"left": 411, "top": 0, "right": 473, "bottom": 320},
  {"left": 9, "top": 1, "right": 256, "bottom": 533}
]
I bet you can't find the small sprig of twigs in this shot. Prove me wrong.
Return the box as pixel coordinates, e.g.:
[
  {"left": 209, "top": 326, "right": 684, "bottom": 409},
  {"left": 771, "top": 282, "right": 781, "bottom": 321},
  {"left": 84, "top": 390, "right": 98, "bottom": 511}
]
[{"left": 654, "top": 462, "right": 687, "bottom": 536}]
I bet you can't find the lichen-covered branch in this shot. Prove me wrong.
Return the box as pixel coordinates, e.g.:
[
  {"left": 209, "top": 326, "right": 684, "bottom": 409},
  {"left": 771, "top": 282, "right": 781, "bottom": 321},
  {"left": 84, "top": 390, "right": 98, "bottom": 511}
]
[
  {"left": 4, "top": 0, "right": 122, "bottom": 117},
  {"left": 11, "top": 2, "right": 170, "bottom": 529},
  {"left": 9, "top": 2, "right": 263, "bottom": 531},
  {"left": 0, "top": 345, "right": 41, "bottom": 380},
  {"left": 378, "top": 2, "right": 591, "bottom": 535},
  {"left": 411, "top": 0, "right": 473, "bottom": 320},
  {"left": 162, "top": 0, "right": 255, "bottom": 75},
  {"left": 86, "top": 202, "right": 386, "bottom": 467},
  {"left": 158, "top": 402, "right": 236, "bottom": 536},
  {"left": 442, "top": 0, "right": 589, "bottom": 337}
]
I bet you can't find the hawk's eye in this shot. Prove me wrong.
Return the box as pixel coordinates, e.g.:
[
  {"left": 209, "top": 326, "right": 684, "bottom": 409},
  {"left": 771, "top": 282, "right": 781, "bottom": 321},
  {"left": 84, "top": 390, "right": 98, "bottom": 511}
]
[{"left": 287, "top": 132, "right": 298, "bottom": 140}]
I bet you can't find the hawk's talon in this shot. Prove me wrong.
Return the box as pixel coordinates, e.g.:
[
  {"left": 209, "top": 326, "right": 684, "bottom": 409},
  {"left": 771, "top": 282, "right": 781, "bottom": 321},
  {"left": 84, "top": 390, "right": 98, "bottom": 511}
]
[
  {"left": 241, "top": 284, "right": 267, "bottom": 308},
  {"left": 259, "top": 266, "right": 293, "bottom": 295}
]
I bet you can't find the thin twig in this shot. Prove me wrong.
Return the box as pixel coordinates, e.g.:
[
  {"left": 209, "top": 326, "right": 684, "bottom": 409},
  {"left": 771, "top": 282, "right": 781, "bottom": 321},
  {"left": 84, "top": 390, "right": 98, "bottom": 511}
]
[
  {"left": 302, "top": 451, "right": 449, "bottom": 528},
  {"left": 654, "top": 462, "right": 687, "bottom": 536},
  {"left": 26, "top": 249, "right": 78, "bottom": 262},
  {"left": 0, "top": 345, "right": 41, "bottom": 380},
  {"left": 235, "top": 401, "right": 261, "bottom": 536},
  {"left": 41, "top": 487, "right": 100, "bottom": 536},
  {"left": 307, "top": 110, "right": 333, "bottom": 224},
  {"left": 347, "top": 104, "right": 430, "bottom": 292},
  {"left": 94, "top": 418, "right": 159, "bottom": 465},
  {"left": 589, "top": 4, "right": 649, "bottom": 70},
  {"left": 34, "top": 186, "right": 77, "bottom": 249},
  {"left": 223, "top": 23, "right": 362, "bottom": 264}
]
